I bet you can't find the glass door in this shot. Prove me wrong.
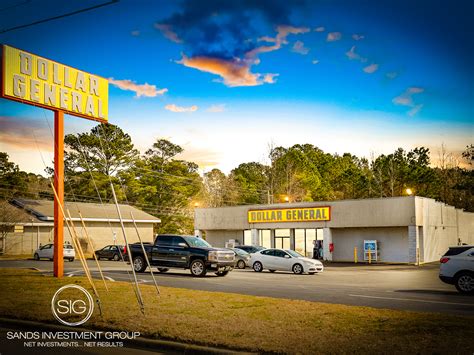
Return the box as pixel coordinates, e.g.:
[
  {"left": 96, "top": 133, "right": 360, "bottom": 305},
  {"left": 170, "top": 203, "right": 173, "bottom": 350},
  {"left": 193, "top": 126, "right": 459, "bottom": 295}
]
[
  {"left": 274, "top": 229, "right": 291, "bottom": 249},
  {"left": 274, "top": 237, "right": 290, "bottom": 249}
]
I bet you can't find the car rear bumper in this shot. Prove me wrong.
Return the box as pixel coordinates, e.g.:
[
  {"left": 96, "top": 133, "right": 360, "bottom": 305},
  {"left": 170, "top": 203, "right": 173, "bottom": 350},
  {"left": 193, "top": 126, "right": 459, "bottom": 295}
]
[{"left": 439, "top": 275, "right": 454, "bottom": 284}]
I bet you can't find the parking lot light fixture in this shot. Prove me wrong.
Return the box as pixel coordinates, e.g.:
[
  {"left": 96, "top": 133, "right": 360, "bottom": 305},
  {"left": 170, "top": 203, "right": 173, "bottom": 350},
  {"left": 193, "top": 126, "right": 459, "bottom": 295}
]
[{"left": 405, "top": 188, "right": 413, "bottom": 196}]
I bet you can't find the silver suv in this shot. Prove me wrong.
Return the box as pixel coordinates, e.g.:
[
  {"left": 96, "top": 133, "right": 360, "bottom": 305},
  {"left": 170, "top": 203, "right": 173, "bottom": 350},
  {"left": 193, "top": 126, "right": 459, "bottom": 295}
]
[{"left": 439, "top": 246, "right": 474, "bottom": 294}]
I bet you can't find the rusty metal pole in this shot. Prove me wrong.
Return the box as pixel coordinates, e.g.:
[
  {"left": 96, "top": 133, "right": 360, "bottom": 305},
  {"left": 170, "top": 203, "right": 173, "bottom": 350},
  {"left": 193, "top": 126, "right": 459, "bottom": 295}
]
[{"left": 53, "top": 110, "right": 64, "bottom": 277}]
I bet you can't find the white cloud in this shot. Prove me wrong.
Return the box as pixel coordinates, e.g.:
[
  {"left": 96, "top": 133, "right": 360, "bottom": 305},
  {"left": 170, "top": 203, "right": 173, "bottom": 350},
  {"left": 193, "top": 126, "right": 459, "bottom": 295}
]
[
  {"left": 312, "top": 59, "right": 319, "bottom": 64},
  {"left": 154, "top": 23, "right": 182, "bottom": 43},
  {"left": 407, "top": 87, "right": 424, "bottom": 94},
  {"left": 386, "top": 72, "right": 398, "bottom": 79},
  {"left": 109, "top": 78, "right": 168, "bottom": 97},
  {"left": 345, "top": 46, "right": 367, "bottom": 62},
  {"left": 165, "top": 104, "right": 198, "bottom": 113},
  {"left": 363, "top": 63, "right": 379, "bottom": 73},
  {"left": 206, "top": 104, "right": 226, "bottom": 113},
  {"left": 408, "top": 104, "right": 423, "bottom": 117},
  {"left": 314, "top": 26, "right": 325, "bottom": 32},
  {"left": 392, "top": 87, "right": 425, "bottom": 116},
  {"left": 131, "top": 30, "right": 140, "bottom": 37},
  {"left": 352, "top": 34, "right": 365, "bottom": 41},
  {"left": 327, "top": 32, "right": 342, "bottom": 42},
  {"left": 292, "top": 40, "right": 310, "bottom": 55}
]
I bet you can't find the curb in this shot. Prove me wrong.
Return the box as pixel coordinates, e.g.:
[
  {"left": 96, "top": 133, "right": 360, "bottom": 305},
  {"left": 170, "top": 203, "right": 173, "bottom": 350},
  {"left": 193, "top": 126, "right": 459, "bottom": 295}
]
[{"left": 0, "top": 317, "right": 254, "bottom": 354}]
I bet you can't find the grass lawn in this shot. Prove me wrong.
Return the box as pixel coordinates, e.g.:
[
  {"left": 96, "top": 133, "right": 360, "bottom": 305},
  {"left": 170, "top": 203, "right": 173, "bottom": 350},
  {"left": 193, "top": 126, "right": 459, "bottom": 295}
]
[{"left": 0, "top": 268, "right": 472, "bottom": 354}]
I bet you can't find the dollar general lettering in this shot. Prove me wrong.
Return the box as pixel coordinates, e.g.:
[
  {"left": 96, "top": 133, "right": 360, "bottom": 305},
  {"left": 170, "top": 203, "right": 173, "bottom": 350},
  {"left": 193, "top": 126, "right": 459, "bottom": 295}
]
[
  {"left": 1, "top": 45, "right": 108, "bottom": 122},
  {"left": 248, "top": 207, "right": 331, "bottom": 223}
]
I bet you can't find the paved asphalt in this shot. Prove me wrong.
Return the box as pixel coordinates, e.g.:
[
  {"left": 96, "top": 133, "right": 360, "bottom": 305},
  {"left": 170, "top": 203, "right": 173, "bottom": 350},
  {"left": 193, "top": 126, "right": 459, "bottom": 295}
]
[{"left": 1, "top": 259, "right": 473, "bottom": 316}]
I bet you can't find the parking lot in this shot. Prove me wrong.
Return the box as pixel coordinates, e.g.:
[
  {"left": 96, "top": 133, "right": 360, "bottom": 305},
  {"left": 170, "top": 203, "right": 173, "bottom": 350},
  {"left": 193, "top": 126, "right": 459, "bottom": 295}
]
[{"left": 1, "top": 259, "right": 473, "bottom": 316}]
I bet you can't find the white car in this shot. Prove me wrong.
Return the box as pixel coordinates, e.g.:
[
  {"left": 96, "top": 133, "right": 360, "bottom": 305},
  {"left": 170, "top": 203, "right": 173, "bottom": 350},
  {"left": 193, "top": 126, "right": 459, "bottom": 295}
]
[
  {"left": 251, "top": 248, "right": 324, "bottom": 274},
  {"left": 439, "top": 245, "right": 474, "bottom": 294},
  {"left": 33, "top": 243, "right": 75, "bottom": 262}
]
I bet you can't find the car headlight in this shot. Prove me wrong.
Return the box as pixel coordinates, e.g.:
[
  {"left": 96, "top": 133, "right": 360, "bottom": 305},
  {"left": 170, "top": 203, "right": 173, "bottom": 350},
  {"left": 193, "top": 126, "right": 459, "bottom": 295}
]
[{"left": 208, "top": 251, "right": 218, "bottom": 261}]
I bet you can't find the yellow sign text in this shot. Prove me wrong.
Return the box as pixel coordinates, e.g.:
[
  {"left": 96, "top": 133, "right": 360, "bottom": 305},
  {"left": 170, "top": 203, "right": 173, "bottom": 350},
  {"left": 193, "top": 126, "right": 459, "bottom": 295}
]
[
  {"left": 1, "top": 45, "right": 108, "bottom": 122},
  {"left": 248, "top": 207, "right": 331, "bottom": 223}
]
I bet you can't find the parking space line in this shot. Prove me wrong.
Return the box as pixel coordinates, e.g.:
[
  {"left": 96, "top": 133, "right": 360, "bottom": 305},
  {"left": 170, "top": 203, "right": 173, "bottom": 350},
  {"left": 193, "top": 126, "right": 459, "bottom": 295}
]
[{"left": 349, "top": 294, "right": 474, "bottom": 307}]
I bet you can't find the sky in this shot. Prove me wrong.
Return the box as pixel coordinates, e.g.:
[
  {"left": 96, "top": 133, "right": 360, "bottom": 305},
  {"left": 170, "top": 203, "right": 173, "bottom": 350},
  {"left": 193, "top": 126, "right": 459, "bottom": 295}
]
[{"left": 0, "top": 0, "right": 472, "bottom": 175}]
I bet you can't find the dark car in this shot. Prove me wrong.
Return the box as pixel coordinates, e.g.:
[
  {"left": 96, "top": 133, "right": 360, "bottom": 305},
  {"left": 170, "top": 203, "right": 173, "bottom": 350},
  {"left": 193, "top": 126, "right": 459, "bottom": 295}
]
[
  {"left": 235, "top": 245, "right": 266, "bottom": 254},
  {"left": 127, "top": 234, "right": 235, "bottom": 277},
  {"left": 232, "top": 248, "right": 251, "bottom": 269},
  {"left": 95, "top": 245, "right": 125, "bottom": 261}
]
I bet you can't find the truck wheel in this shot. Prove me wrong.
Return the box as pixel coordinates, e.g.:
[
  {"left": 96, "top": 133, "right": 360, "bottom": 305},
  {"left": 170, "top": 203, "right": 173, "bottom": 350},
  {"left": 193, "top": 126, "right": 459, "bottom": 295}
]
[
  {"left": 158, "top": 268, "right": 169, "bottom": 273},
  {"left": 253, "top": 261, "right": 263, "bottom": 272},
  {"left": 190, "top": 259, "right": 207, "bottom": 277},
  {"left": 237, "top": 260, "right": 246, "bottom": 269},
  {"left": 216, "top": 271, "right": 229, "bottom": 277},
  {"left": 455, "top": 272, "right": 474, "bottom": 294},
  {"left": 292, "top": 263, "right": 304, "bottom": 274},
  {"left": 133, "top": 256, "right": 147, "bottom": 273}
]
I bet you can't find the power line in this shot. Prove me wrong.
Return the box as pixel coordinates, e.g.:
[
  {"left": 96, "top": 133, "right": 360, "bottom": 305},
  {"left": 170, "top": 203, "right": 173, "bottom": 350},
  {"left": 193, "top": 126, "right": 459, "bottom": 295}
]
[{"left": 0, "top": 0, "right": 119, "bottom": 34}]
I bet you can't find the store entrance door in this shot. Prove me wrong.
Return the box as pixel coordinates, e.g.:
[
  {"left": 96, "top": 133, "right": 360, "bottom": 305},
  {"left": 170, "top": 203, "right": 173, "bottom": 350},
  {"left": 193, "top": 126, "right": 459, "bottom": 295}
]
[
  {"left": 294, "top": 229, "right": 324, "bottom": 258},
  {"left": 274, "top": 229, "right": 291, "bottom": 249},
  {"left": 274, "top": 236, "right": 290, "bottom": 249}
]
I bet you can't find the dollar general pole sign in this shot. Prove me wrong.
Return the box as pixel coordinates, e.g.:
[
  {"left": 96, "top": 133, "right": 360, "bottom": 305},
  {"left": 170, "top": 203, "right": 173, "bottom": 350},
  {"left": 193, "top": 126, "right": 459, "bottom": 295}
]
[{"left": 1, "top": 44, "right": 109, "bottom": 278}]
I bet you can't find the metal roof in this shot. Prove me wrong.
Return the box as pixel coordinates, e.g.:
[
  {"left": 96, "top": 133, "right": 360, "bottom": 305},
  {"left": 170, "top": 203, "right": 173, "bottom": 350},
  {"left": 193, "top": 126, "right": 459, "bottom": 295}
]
[{"left": 10, "top": 199, "right": 161, "bottom": 224}]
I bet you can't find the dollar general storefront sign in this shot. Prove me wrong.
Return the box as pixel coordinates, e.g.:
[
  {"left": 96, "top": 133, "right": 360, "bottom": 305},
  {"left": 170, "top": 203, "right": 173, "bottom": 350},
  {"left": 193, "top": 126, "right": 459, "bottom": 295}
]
[
  {"left": 248, "top": 207, "right": 331, "bottom": 223},
  {"left": 1, "top": 45, "right": 108, "bottom": 122}
]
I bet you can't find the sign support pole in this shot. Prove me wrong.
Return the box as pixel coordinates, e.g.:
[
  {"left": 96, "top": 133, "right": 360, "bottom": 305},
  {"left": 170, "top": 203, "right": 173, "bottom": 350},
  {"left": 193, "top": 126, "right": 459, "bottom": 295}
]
[{"left": 53, "top": 110, "right": 64, "bottom": 278}]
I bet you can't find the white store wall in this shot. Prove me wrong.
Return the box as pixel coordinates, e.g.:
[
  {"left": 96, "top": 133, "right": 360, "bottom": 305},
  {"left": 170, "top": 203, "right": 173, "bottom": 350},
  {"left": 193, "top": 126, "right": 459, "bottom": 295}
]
[{"left": 331, "top": 227, "right": 409, "bottom": 263}]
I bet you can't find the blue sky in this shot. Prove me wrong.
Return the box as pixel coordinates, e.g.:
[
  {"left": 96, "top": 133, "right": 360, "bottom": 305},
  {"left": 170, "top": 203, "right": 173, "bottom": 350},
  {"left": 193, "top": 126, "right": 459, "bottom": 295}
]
[{"left": 0, "top": 0, "right": 472, "bottom": 174}]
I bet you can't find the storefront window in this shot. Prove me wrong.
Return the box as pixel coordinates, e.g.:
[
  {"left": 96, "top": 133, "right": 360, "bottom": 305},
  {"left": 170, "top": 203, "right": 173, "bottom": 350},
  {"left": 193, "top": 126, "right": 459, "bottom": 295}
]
[
  {"left": 275, "top": 229, "right": 290, "bottom": 249},
  {"left": 243, "top": 230, "right": 251, "bottom": 245},
  {"left": 275, "top": 229, "right": 290, "bottom": 237},
  {"left": 317, "top": 229, "right": 324, "bottom": 240},
  {"left": 259, "top": 230, "right": 272, "bottom": 248},
  {"left": 305, "top": 229, "right": 316, "bottom": 258},
  {"left": 275, "top": 237, "right": 290, "bottom": 249},
  {"left": 295, "top": 229, "right": 305, "bottom": 256}
]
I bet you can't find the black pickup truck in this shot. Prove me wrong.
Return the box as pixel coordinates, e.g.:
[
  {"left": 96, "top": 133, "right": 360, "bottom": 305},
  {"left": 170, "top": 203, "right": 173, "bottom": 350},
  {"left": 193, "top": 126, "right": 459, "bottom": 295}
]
[{"left": 127, "top": 234, "right": 235, "bottom": 277}]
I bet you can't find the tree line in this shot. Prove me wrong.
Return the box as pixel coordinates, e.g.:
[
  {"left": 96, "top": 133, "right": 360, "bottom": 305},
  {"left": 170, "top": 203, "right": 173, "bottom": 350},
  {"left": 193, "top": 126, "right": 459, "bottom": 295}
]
[{"left": 1, "top": 124, "right": 472, "bottom": 234}]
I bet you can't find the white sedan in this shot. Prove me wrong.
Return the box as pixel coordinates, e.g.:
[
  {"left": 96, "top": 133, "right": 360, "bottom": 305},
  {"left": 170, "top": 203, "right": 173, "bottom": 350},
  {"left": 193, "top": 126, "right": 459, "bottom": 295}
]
[
  {"left": 33, "top": 243, "right": 75, "bottom": 262},
  {"left": 251, "top": 248, "right": 323, "bottom": 274}
]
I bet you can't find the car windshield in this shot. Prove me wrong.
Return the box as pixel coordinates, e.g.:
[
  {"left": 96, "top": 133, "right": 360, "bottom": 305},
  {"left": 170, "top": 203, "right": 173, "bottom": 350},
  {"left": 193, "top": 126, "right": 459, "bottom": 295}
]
[
  {"left": 234, "top": 248, "right": 249, "bottom": 256},
  {"left": 286, "top": 250, "right": 304, "bottom": 258},
  {"left": 183, "top": 236, "right": 212, "bottom": 248}
]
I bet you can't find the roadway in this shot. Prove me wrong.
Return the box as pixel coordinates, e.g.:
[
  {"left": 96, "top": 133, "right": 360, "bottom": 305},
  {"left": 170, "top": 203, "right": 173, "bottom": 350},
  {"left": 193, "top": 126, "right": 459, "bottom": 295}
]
[{"left": 1, "top": 259, "right": 473, "bottom": 316}]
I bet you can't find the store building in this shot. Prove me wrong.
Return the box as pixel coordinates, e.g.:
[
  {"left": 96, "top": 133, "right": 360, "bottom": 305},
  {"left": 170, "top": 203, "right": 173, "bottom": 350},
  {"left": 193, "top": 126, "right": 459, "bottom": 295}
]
[
  {"left": 0, "top": 199, "right": 160, "bottom": 255},
  {"left": 194, "top": 196, "right": 474, "bottom": 264}
]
